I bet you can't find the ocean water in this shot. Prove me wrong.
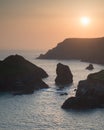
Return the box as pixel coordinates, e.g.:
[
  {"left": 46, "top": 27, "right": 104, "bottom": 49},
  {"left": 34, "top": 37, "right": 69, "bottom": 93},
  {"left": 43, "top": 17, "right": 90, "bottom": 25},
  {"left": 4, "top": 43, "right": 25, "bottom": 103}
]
[{"left": 0, "top": 50, "right": 104, "bottom": 130}]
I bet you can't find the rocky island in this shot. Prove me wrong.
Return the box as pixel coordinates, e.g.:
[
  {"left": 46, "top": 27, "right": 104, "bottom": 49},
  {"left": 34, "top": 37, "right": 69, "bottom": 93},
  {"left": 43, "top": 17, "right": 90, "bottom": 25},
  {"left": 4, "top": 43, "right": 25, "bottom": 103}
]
[
  {"left": 55, "top": 63, "right": 73, "bottom": 86},
  {"left": 0, "top": 54, "right": 49, "bottom": 95},
  {"left": 62, "top": 70, "right": 104, "bottom": 109},
  {"left": 37, "top": 37, "right": 104, "bottom": 64}
]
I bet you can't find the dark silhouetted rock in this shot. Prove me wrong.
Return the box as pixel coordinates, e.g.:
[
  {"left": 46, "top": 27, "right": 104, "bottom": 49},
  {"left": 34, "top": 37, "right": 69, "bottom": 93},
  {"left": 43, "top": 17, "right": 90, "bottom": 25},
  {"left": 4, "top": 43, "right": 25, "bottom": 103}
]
[
  {"left": 0, "top": 54, "right": 49, "bottom": 95},
  {"left": 86, "top": 64, "right": 94, "bottom": 70},
  {"left": 60, "top": 92, "right": 68, "bottom": 96},
  {"left": 55, "top": 63, "right": 73, "bottom": 85},
  {"left": 61, "top": 96, "right": 102, "bottom": 109},
  {"left": 62, "top": 70, "right": 104, "bottom": 109},
  {"left": 37, "top": 37, "right": 104, "bottom": 64}
]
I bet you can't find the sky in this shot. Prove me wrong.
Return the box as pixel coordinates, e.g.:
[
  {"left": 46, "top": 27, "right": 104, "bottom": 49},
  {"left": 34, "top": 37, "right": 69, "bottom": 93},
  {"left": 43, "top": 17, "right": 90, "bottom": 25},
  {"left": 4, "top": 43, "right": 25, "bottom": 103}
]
[{"left": 0, "top": 0, "right": 104, "bottom": 50}]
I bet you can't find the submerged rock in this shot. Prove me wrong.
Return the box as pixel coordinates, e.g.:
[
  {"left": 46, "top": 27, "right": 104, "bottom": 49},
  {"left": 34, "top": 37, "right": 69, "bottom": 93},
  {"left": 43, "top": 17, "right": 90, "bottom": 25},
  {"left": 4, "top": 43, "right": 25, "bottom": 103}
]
[
  {"left": 62, "top": 70, "right": 104, "bottom": 109},
  {"left": 86, "top": 64, "right": 94, "bottom": 70},
  {"left": 0, "top": 54, "right": 49, "bottom": 95},
  {"left": 55, "top": 63, "right": 73, "bottom": 86},
  {"left": 60, "top": 92, "right": 68, "bottom": 96}
]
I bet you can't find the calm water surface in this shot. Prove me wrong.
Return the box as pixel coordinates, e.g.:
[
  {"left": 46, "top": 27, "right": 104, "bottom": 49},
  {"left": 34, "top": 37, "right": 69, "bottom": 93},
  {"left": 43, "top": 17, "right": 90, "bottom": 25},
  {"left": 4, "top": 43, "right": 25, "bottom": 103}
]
[{"left": 0, "top": 50, "right": 104, "bottom": 130}]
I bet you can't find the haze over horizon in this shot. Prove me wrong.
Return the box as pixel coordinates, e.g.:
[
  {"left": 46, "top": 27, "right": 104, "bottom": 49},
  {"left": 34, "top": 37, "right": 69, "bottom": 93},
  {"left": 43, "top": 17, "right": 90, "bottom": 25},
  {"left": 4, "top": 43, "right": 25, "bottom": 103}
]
[{"left": 0, "top": 0, "right": 104, "bottom": 50}]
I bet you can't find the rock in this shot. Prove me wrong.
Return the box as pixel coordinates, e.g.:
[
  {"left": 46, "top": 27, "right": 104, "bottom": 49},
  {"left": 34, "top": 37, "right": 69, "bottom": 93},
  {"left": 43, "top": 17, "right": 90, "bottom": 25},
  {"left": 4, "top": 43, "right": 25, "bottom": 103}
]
[
  {"left": 62, "top": 70, "right": 104, "bottom": 109},
  {"left": 37, "top": 37, "right": 104, "bottom": 65},
  {"left": 0, "top": 54, "right": 49, "bottom": 94},
  {"left": 12, "top": 79, "right": 49, "bottom": 95},
  {"left": 61, "top": 96, "right": 102, "bottom": 109},
  {"left": 86, "top": 64, "right": 94, "bottom": 70},
  {"left": 55, "top": 63, "right": 73, "bottom": 85},
  {"left": 60, "top": 92, "right": 68, "bottom": 96},
  {"left": 74, "top": 89, "right": 77, "bottom": 91}
]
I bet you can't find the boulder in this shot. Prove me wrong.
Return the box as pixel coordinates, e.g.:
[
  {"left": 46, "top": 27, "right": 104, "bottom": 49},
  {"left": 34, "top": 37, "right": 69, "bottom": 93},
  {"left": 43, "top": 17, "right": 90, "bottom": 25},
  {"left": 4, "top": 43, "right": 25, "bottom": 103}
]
[
  {"left": 62, "top": 70, "right": 104, "bottom": 109},
  {"left": 0, "top": 54, "right": 49, "bottom": 94},
  {"left": 86, "top": 64, "right": 94, "bottom": 70},
  {"left": 55, "top": 63, "right": 73, "bottom": 85}
]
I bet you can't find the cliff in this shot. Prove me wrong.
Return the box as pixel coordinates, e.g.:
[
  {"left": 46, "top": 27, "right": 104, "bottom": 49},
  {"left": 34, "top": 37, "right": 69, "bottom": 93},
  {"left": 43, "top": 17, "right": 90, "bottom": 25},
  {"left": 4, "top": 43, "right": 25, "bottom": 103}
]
[{"left": 37, "top": 37, "right": 104, "bottom": 64}]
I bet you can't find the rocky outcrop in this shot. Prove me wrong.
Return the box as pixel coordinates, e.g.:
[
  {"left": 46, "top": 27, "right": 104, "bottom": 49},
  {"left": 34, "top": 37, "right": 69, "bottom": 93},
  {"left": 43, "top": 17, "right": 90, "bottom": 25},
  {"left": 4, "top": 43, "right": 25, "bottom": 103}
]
[
  {"left": 55, "top": 63, "right": 73, "bottom": 86},
  {"left": 0, "top": 54, "right": 49, "bottom": 95},
  {"left": 37, "top": 37, "right": 104, "bottom": 64},
  {"left": 62, "top": 70, "right": 104, "bottom": 109},
  {"left": 86, "top": 64, "right": 94, "bottom": 70}
]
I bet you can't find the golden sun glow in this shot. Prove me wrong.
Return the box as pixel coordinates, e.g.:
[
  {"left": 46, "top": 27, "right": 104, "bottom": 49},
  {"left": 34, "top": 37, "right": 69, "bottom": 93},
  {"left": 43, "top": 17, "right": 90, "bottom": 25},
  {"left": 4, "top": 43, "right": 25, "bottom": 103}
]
[{"left": 80, "top": 17, "right": 90, "bottom": 26}]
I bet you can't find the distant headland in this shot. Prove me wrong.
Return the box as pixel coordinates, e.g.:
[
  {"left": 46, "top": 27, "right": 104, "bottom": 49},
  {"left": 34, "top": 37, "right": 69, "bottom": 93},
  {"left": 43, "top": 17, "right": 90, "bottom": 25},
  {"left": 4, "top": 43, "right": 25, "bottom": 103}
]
[{"left": 37, "top": 37, "right": 104, "bottom": 64}]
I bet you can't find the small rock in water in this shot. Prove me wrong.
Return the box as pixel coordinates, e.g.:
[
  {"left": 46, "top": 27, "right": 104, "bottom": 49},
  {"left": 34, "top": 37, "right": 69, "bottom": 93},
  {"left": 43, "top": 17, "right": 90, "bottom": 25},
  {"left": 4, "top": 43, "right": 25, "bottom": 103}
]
[
  {"left": 60, "top": 92, "right": 68, "bottom": 96},
  {"left": 86, "top": 64, "right": 94, "bottom": 70}
]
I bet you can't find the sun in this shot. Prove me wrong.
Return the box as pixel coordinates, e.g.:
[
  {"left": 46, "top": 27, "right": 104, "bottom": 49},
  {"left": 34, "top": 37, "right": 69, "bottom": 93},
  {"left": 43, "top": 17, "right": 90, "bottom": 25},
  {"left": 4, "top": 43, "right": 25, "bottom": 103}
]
[{"left": 80, "top": 16, "right": 90, "bottom": 26}]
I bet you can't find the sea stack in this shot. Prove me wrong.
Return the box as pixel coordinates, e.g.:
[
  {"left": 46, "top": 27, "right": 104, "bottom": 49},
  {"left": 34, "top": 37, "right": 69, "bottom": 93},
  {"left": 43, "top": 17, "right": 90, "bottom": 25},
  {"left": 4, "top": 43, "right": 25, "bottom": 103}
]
[{"left": 55, "top": 63, "right": 73, "bottom": 86}]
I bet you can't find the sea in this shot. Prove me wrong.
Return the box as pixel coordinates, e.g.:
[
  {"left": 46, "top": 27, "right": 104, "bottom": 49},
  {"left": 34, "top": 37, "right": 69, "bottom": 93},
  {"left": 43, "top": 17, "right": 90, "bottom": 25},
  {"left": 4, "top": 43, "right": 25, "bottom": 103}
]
[{"left": 0, "top": 50, "right": 104, "bottom": 130}]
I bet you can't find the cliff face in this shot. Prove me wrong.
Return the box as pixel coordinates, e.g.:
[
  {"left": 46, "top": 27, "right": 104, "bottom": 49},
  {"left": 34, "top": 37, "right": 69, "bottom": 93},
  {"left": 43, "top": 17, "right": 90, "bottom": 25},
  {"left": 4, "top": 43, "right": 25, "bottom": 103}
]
[{"left": 37, "top": 37, "right": 104, "bottom": 64}]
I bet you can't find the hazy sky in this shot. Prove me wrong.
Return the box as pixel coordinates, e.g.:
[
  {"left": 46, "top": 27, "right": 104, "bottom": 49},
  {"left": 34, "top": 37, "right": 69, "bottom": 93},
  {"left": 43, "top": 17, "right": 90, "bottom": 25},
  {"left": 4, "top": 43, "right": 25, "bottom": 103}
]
[{"left": 0, "top": 0, "right": 104, "bottom": 50}]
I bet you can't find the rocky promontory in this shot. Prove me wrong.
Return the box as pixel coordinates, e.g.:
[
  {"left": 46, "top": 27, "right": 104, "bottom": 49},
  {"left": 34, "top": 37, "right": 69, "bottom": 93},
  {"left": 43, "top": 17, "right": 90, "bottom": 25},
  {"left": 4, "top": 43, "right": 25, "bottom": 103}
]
[
  {"left": 0, "top": 54, "right": 49, "bottom": 95},
  {"left": 62, "top": 70, "right": 104, "bottom": 109},
  {"left": 37, "top": 37, "right": 104, "bottom": 64}
]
